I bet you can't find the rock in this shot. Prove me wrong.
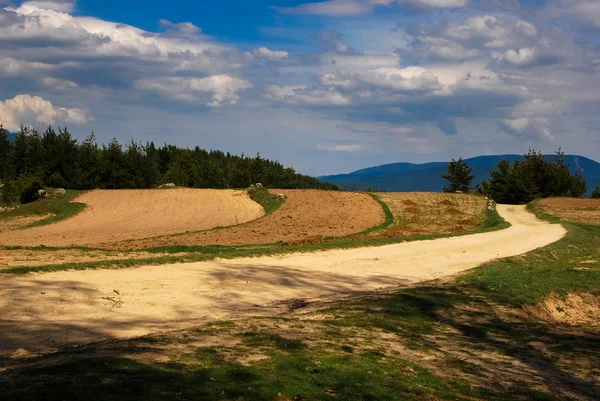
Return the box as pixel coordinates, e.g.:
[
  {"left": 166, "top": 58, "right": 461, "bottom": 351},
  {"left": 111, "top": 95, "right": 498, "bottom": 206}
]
[
  {"left": 158, "top": 183, "right": 176, "bottom": 189},
  {"left": 277, "top": 194, "right": 286, "bottom": 200},
  {"left": 487, "top": 205, "right": 494, "bottom": 211},
  {"left": 255, "top": 183, "right": 263, "bottom": 188},
  {"left": 54, "top": 188, "right": 66, "bottom": 196},
  {"left": 38, "top": 189, "right": 47, "bottom": 198}
]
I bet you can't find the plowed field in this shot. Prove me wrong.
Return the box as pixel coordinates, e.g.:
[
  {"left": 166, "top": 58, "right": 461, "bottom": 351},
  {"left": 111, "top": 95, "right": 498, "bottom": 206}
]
[
  {"left": 103, "top": 190, "right": 385, "bottom": 250},
  {"left": 0, "top": 189, "right": 264, "bottom": 247},
  {"left": 539, "top": 198, "right": 600, "bottom": 224}
]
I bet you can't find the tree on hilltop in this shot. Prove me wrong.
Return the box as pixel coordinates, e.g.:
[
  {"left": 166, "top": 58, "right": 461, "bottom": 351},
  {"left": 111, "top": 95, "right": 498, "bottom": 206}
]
[{"left": 442, "top": 158, "right": 475, "bottom": 193}]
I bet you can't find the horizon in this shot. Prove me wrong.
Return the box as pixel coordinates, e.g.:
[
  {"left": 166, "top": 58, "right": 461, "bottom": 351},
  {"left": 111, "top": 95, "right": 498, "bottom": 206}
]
[{"left": 1, "top": 1, "right": 599, "bottom": 176}]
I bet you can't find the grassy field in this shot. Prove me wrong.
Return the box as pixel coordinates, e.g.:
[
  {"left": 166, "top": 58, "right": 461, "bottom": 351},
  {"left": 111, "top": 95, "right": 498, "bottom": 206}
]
[
  {"left": 0, "top": 189, "right": 86, "bottom": 229},
  {"left": 2, "top": 198, "right": 598, "bottom": 400}
]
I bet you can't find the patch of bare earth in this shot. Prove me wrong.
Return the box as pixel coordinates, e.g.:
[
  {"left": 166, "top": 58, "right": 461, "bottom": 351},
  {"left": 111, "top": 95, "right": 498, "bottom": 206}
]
[
  {"left": 103, "top": 189, "right": 385, "bottom": 250},
  {"left": 539, "top": 198, "right": 600, "bottom": 224},
  {"left": 369, "top": 192, "right": 487, "bottom": 238},
  {"left": 0, "top": 189, "right": 264, "bottom": 247},
  {"left": 525, "top": 292, "right": 600, "bottom": 326}
]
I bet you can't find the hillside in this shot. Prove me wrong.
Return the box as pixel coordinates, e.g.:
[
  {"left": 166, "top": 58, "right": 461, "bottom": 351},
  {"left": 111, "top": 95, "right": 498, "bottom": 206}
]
[{"left": 320, "top": 155, "right": 600, "bottom": 194}]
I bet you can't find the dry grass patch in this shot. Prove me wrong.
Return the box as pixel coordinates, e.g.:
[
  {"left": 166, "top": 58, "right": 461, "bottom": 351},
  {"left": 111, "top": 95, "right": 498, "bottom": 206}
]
[
  {"left": 0, "top": 249, "right": 178, "bottom": 270},
  {"left": 539, "top": 198, "right": 600, "bottom": 224},
  {"left": 370, "top": 192, "right": 487, "bottom": 238},
  {"left": 0, "top": 214, "right": 54, "bottom": 232}
]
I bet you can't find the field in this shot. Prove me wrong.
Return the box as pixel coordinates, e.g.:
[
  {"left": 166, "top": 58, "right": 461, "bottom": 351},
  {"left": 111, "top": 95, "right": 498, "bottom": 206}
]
[
  {"left": 368, "top": 192, "right": 487, "bottom": 238},
  {"left": 101, "top": 189, "right": 386, "bottom": 250},
  {"left": 0, "top": 189, "right": 264, "bottom": 247},
  {"left": 539, "top": 197, "right": 600, "bottom": 224},
  {"left": 1, "top": 190, "right": 599, "bottom": 400}
]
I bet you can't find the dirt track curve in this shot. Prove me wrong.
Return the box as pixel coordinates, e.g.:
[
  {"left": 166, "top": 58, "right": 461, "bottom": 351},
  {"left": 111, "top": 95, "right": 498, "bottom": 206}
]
[{"left": 0, "top": 205, "right": 566, "bottom": 359}]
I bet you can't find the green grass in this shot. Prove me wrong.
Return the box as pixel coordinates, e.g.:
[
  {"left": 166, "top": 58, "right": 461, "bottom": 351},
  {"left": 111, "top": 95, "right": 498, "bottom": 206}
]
[
  {"left": 0, "top": 189, "right": 86, "bottom": 228},
  {"left": 248, "top": 187, "right": 285, "bottom": 215},
  {"left": 2, "top": 324, "right": 561, "bottom": 401},
  {"left": 462, "top": 221, "right": 600, "bottom": 305}
]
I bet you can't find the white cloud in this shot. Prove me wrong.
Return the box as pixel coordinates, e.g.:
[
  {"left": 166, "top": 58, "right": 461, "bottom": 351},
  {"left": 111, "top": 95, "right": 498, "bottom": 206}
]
[
  {"left": 265, "top": 85, "right": 351, "bottom": 105},
  {"left": 21, "top": 1, "right": 75, "bottom": 13},
  {"left": 136, "top": 75, "right": 252, "bottom": 107},
  {"left": 501, "top": 117, "right": 553, "bottom": 140},
  {"left": 493, "top": 48, "right": 536, "bottom": 66},
  {"left": 0, "top": 94, "right": 89, "bottom": 131},
  {"left": 253, "top": 47, "right": 289, "bottom": 60},
  {"left": 316, "top": 144, "right": 365, "bottom": 152},
  {"left": 322, "top": 66, "right": 443, "bottom": 92},
  {"left": 445, "top": 15, "right": 537, "bottom": 48},
  {"left": 159, "top": 19, "right": 202, "bottom": 35},
  {"left": 274, "top": 0, "right": 467, "bottom": 16},
  {"left": 42, "top": 76, "right": 79, "bottom": 90}
]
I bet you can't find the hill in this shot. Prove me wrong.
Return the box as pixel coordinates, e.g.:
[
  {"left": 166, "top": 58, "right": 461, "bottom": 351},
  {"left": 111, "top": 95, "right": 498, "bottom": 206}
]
[
  {"left": 320, "top": 155, "right": 600, "bottom": 194},
  {"left": 7, "top": 132, "right": 16, "bottom": 142}
]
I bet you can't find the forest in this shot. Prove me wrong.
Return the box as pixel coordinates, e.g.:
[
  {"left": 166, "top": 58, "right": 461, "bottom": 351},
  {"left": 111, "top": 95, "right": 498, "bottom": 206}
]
[{"left": 0, "top": 125, "right": 338, "bottom": 203}]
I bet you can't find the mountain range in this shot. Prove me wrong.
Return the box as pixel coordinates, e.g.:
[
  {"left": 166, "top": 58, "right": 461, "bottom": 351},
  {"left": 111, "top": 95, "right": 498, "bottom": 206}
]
[{"left": 319, "top": 155, "right": 600, "bottom": 194}]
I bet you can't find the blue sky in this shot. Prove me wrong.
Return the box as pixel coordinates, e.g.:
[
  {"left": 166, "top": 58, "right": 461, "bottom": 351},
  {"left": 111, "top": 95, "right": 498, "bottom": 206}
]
[{"left": 0, "top": 0, "right": 599, "bottom": 175}]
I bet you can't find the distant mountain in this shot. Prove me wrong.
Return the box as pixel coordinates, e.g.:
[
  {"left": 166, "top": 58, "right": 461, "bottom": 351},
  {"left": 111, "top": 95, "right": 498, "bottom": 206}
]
[
  {"left": 7, "top": 132, "right": 16, "bottom": 142},
  {"left": 319, "top": 155, "right": 600, "bottom": 195}
]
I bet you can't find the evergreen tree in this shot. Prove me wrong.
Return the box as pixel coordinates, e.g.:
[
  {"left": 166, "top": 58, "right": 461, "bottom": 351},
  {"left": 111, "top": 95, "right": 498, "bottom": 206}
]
[
  {"left": 442, "top": 158, "right": 475, "bottom": 193},
  {"left": 569, "top": 171, "right": 588, "bottom": 198},
  {"left": 591, "top": 184, "right": 600, "bottom": 199},
  {"left": 0, "top": 126, "right": 13, "bottom": 181}
]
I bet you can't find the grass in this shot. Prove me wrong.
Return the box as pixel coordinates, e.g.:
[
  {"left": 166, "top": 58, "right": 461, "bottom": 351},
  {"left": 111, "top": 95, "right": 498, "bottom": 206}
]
[
  {"left": 248, "top": 187, "right": 285, "bottom": 215},
  {"left": 2, "top": 319, "right": 565, "bottom": 401},
  {"left": 463, "top": 220, "right": 600, "bottom": 305},
  {"left": 0, "top": 189, "right": 86, "bottom": 228}
]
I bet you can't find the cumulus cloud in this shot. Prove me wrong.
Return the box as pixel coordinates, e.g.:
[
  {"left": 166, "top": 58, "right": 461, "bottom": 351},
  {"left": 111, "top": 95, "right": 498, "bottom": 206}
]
[
  {"left": 265, "top": 85, "right": 351, "bottom": 106},
  {"left": 159, "top": 19, "right": 202, "bottom": 35},
  {"left": 500, "top": 118, "right": 553, "bottom": 140},
  {"left": 253, "top": 47, "right": 289, "bottom": 60},
  {"left": 493, "top": 47, "right": 536, "bottom": 66},
  {"left": 21, "top": 1, "right": 75, "bottom": 13},
  {"left": 0, "top": 94, "right": 89, "bottom": 130},
  {"left": 136, "top": 75, "right": 252, "bottom": 107},
  {"left": 322, "top": 66, "right": 443, "bottom": 92}
]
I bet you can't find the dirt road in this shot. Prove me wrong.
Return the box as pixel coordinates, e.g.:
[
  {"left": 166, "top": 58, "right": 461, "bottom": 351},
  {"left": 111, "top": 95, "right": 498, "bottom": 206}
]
[{"left": 0, "top": 205, "right": 566, "bottom": 359}]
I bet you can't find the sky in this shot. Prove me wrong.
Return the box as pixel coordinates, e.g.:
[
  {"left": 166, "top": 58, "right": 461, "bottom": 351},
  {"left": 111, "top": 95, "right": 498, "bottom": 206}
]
[{"left": 0, "top": 0, "right": 599, "bottom": 175}]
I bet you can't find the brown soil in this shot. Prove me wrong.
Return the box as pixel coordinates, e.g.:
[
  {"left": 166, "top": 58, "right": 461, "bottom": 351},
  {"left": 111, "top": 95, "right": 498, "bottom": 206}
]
[
  {"left": 368, "top": 192, "right": 486, "bottom": 239},
  {"left": 526, "top": 292, "right": 600, "bottom": 326},
  {"left": 102, "top": 190, "right": 385, "bottom": 250},
  {"left": 539, "top": 198, "right": 600, "bottom": 224},
  {"left": 0, "top": 189, "right": 264, "bottom": 247}
]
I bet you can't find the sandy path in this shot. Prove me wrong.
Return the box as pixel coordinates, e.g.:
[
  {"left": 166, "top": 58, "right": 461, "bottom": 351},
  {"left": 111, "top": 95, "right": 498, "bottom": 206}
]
[
  {"left": 0, "top": 205, "right": 566, "bottom": 359},
  {"left": 0, "top": 189, "right": 264, "bottom": 247}
]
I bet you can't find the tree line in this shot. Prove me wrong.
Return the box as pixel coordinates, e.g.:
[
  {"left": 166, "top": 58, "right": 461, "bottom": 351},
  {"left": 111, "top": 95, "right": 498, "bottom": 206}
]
[
  {"left": 442, "top": 150, "right": 598, "bottom": 204},
  {"left": 0, "top": 125, "right": 338, "bottom": 203}
]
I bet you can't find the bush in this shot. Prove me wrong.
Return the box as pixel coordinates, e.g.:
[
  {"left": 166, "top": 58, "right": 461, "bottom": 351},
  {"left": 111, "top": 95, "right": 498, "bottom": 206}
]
[{"left": 20, "top": 181, "right": 43, "bottom": 204}]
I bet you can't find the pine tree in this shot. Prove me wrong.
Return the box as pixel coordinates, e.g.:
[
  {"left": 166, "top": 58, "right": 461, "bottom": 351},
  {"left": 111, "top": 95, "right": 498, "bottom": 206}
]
[{"left": 441, "top": 158, "right": 475, "bottom": 193}]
